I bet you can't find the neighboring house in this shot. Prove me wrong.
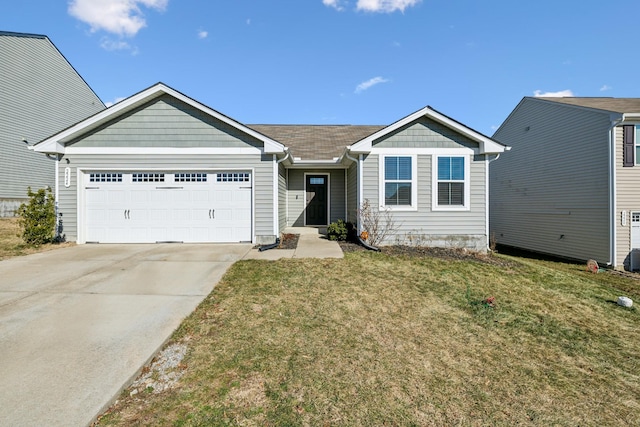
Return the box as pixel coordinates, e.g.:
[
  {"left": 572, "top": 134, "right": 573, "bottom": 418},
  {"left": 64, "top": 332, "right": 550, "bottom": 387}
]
[
  {"left": 32, "top": 82, "right": 507, "bottom": 249},
  {"left": 490, "top": 96, "right": 640, "bottom": 270},
  {"left": 0, "top": 31, "right": 105, "bottom": 216}
]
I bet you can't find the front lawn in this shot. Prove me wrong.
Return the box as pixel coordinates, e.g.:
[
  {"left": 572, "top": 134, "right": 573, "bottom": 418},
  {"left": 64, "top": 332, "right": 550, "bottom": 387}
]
[
  {"left": 0, "top": 217, "right": 72, "bottom": 260},
  {"left": 98, "top": 250, "right": 639, "bottom": 426}
]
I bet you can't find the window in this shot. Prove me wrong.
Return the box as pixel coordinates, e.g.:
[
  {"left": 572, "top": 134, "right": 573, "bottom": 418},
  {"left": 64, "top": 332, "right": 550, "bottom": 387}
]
[
  {"left": 175, "top": 173, "right": 207, "bottom": 182},
  {"left": 433, "top": 155, "right": 470, "bottom": 210},
  {"left": 381, "top": 156, "right": 416, "bottom": 209},
  {"left": 636, "top": 126, "right": 640, "bottom": 165},
  {"left": 90, "top": 173, "right": 122, "bottom": 182},
  {"left": 217, "top": 172, "right": 250, "bottom": 182},
  {"left": 132, "top": 173, "right": 165, "bottom": 182}
]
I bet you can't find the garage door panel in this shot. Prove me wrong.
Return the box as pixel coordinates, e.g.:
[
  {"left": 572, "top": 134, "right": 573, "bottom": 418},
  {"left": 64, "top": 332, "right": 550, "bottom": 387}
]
[{"left": 84, "top": 171, "right": 253, "bottom": 243}]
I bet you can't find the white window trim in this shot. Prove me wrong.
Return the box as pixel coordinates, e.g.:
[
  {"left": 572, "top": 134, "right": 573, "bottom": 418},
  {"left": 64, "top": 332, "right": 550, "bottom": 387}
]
[
  {"left": 636, "top": 125, "right": 640, "bottom": 166},
  {"left": 378, "top": 154, "right": 418, "bottom": 211},
  {"left": 432, "top": 154, "right": 471, "bottom": 211}
]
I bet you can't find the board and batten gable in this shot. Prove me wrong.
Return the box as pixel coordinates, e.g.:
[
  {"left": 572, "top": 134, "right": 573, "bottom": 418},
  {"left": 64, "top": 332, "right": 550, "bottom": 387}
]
[
  {"left": 361, "top": 117, "right": 489, "bottom": 249},
  {"left": 59, "top": 95, "right": 276, "bottom": 243},
  {"left": 490, "top": 98, "right": 611, "bottom": 264},
  {"left": 0, "top": 32, "right": 104, "bottom": 215}
]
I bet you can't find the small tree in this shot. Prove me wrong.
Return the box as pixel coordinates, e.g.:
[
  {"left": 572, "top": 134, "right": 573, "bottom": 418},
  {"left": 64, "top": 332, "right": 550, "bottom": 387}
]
[
  {"left": 16, "top": 187, "right": 56, "bottom": 245},
  {"left": 356, "top": 199, "right": 400, "bottom": 246}
]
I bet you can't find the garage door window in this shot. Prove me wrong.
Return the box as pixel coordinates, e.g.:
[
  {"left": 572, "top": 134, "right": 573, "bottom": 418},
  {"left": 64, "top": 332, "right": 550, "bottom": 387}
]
[
  {"left": 175, "top": 173, "right": 207, "bottom": 182},
  {"left": 132, "top": 173, "right": 165, "bottom": 182},
  {"left": 90, "top": 173, "right": 122, "bottom": 182},
  {"left": 217, "top": 172, "right": 250, "bottom": 182}
]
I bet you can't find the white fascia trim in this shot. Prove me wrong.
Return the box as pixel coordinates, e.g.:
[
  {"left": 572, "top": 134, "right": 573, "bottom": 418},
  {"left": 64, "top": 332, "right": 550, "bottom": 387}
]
[
  {"left": 64, "top": 146, "right": 263, "bottom": 155},
  {"left": 431, "top": 153, "right": 472, "bottom": 212},
  {"left": 350, "top": 106, "right": 507, "bottom": 155},
  {"left": 378, "top": 154, "right": 418, "bottom": 212},
  {"left": 34, "top": 83, "right": 285, "bottom": 155}
]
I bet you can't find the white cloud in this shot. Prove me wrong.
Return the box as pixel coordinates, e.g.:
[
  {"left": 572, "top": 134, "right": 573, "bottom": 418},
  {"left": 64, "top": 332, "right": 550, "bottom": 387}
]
[
  {"left": 197, "top": 30, "right": 208, "bottom": 39},
  {"left": 105, "top": 96, "right": 126, "bottom": 107},
  {"left": 246, "top": 18, "right": 251, "bottom": 25},
  {"left": 533, "top": 89, "right": 574, "bottom": 97},
  {"left": 356, "top": 0, "right": 421, "bottom": 12},
  {"left": 323, "top": 0, "right": 420, "bottom": 12},
  {"left": 68, "top": 0, "right": 168, "bottom": 37},
  {"left": 600, "top": 84, "right": 612, "bottom": 92},
  {"left": 100, "top": 37, "right": 131, "bottom": 51},
  {"left": 355, "top": 76, "right": 389, "bottom": 93},
  {"left": 323, "top": 0, "right": 345, "bottom": 11}
]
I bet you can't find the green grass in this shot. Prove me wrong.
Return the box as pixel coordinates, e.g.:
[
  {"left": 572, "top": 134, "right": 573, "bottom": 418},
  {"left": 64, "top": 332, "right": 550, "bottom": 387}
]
[
  {"left": 0, "top": 217, "right": 72, "bottom": 260},
  {"left": 98, "top": 251, "right": 640, "bottom": 426}
]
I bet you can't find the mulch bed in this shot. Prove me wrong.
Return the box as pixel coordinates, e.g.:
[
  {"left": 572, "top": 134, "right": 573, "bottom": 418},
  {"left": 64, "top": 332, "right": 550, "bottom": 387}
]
[
  {"left": 338, "top": 241, "right": 519, "bottom": 268},
  {"left": 278, "top": 233, "right": 299, "bottom": 250}
]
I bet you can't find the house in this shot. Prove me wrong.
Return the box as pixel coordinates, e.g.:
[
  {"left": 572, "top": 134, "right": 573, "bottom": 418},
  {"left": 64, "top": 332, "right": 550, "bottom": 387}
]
[
  {"left": 0, "top": 31, "right": 105, "bottom": 216},
  {"left": 32, "top": 82, "right": 508, "bottom": 249},
  {"left": 490, "top": 96, "right": 640, "bottom": 270}
]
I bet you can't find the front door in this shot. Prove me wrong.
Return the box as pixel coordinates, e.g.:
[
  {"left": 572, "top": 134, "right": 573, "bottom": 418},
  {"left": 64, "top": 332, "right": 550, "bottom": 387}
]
[{"left": 305, "top": 175, "right": 328, "bottom": 225}]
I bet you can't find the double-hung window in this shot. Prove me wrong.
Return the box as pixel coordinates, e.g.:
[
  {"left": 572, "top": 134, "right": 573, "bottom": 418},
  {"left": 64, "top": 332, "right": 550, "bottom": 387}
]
[
  {"left": 434, "top": 155, "right": 469, "bottom": 210},
  {"left": 381, "top": 155, "right": 417, "bottom": 210}
]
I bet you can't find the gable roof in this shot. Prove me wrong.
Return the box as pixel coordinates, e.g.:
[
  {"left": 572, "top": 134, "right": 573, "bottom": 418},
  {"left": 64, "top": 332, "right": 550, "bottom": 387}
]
[
  {"left": 248, "top": 124, "right": 383, "bottom": 161},
  {"left": 349, "top": 105, "right": 508, "bottom": 155},
  {"left": 32, "top": 82, "right": 286, "bottom": 155},
  {"left": 534, "top": 97, "right": 640, "bottom": 114}
]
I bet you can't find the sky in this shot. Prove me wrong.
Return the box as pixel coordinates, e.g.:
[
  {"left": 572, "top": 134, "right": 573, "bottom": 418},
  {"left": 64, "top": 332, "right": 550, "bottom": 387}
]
[{"left": 3, "top": 0, "right": 640, "bottom": 135}]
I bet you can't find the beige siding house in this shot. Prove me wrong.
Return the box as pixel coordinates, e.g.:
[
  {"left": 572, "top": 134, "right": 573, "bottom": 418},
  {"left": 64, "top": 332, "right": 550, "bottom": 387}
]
[
  {"left": 491, "top": 97, "right": 640, "bottom": 270},
  {"left": 0, "top": 31, "right": 104, "bottom": 216},
  {"left": 33, "top": 82, "right": 507, "bottom": 248}
]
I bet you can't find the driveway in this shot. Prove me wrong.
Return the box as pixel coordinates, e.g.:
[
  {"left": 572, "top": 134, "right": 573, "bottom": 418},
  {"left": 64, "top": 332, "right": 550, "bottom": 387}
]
[{"left": 0, "top": 243, "right": 251, "bottom": 427}]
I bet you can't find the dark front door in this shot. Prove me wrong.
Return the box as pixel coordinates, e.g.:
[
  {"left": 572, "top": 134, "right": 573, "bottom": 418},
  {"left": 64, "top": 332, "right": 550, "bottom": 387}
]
[{"left": 305, "top": 175, "right": 328, "bottom": 225}]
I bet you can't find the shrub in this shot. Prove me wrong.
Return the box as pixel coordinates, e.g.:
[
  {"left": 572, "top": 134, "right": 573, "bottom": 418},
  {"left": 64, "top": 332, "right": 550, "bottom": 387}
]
[
  {"left": 327, "top": 219, "right": 348, "bottom": 241},
  {"left": 357, "top": 199, "right": 400, "bottom": 246},
  {"left": 16, "top": 187, "right": 56, "bottom": 245}
]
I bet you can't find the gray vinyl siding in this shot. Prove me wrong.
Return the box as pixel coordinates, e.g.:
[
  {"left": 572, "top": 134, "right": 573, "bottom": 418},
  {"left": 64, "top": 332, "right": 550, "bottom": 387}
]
[
  {"left": 68, "top": 95, "right": 261, "bottom": 149},
  {"left": 278, "top": 162, "right": 287, "bottom": 233},
  {"left": 490, "top": 98, "right": 611, "bottom": 264},
  {"left": 287, "top": 169, "right": 346, "bottom": 226},
  {"left": 614, "top": 125, "right": 640, "bottom": 268},
  {"left": 0, "top": 33, "right": 104, "bottom": 210},
  {"left": 361, "top": 154, "right": 487, "bottom": 249},
  {"left": 374, "top": 117, "right": 478, "bottom": 149},
  {"left": 347, "top": 162, "right": 358, "bottom": 223},
  {"left": 58, "top": 154, "right": 274, "bottom": 243}
]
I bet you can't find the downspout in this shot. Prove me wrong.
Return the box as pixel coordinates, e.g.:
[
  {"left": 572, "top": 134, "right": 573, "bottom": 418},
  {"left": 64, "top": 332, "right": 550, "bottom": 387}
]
[
  {"left": 486, "top": 153, "right": 501, "bottom": 251},
  {"left": 344, "top": 150, "right": 360, "bottom": 233},
  {"left": 608, "top": 115, "right": 624, "bottom": 267},
  {"left": 274, "top": 150, "right": 291, "bottom": 237}
]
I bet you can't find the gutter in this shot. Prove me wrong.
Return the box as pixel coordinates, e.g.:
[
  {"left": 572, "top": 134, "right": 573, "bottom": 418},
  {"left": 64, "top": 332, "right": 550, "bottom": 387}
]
[{"left": 273, "top": 149, "right": 291, "bottom": 238}]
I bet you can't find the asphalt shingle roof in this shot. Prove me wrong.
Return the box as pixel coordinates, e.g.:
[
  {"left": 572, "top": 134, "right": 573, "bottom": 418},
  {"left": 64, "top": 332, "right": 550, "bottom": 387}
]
[
  {"left": 248, "top": 124, "right": 384, "bottom": 161},
  {"left": 536, "top": 97, "right": 640, "bottom": 114}
]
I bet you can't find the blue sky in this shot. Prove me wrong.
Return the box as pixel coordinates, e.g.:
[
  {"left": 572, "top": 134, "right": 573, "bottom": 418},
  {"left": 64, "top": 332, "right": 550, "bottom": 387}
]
[{"left": 3, "top": 0, "right": 640, "bottom": 134}]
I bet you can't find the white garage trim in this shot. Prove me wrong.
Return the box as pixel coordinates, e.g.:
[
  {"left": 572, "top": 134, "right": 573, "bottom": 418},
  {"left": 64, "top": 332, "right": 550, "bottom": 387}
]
[
  {"left": 65, "top": 147, "right": 263, "bottom": 155},
  {"left": 77, "top": 168, "right": 255, "bottom": 244}
]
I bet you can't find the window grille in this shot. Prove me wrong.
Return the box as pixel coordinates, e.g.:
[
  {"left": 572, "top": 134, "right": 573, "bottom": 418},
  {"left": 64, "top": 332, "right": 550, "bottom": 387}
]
[{"left": 89, "top": 173, "right": 122, "bottom": 182}]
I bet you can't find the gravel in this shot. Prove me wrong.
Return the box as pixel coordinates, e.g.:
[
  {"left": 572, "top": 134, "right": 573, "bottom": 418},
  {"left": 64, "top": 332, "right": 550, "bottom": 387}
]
[{"left": 128, "top": 342, "right": 187, "bottom": 396}]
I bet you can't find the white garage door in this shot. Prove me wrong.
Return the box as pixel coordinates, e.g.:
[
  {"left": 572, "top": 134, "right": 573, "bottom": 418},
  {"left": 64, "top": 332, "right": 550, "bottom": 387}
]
[{"left": 84, "top": 171, "right": 252, "bottom": 243}]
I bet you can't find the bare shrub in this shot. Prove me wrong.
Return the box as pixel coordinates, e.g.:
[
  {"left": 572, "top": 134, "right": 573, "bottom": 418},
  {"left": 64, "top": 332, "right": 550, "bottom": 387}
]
[{"left": 357, "top": 199, "right": 400, "bottom": 247}]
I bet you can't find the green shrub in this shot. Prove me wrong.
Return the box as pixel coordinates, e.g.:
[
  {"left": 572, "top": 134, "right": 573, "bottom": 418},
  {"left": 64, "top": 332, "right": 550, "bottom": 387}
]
[
  {"left": 16, "top": 187, "right": 56, "bottom": 245},
  {"left": 327, "top": 219, "right": 348, "bottom": 241}
]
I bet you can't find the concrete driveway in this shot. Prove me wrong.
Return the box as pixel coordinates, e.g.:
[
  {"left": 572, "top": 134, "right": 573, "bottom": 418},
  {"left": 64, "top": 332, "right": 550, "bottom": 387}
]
[{"left": 0, "top": 243, "right": 251, "bottom": 427}]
